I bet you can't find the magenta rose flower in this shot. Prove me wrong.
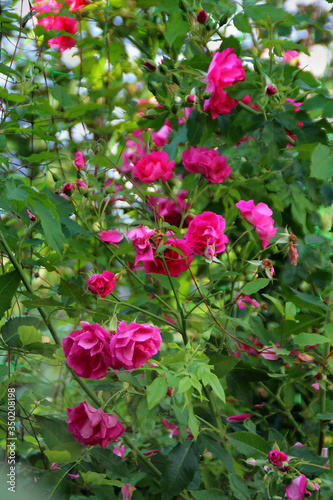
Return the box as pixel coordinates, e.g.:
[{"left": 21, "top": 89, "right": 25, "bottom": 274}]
[
  {"left": 143, "top": 235, "right": 193, "bottom": 277},
  {"left": 37, "top": 15, "right": 77, "bottom": 52},
  {"left": 87, "top": 271, "right": 116, "bottom": 298},
  {"left": 203, "top": 48, "right": 245, "bottom": 119},
  {"left": 126, "top": 225, "right": 155, "bottom": 265},
  {"left": 74, "top": 152, "right": 86, "bottom": 170},
  {"left": 268, "top": 449, "right": 289, "bottom": 467},
  {"left": 285, "top": 474, "right": 307, "bottom": 500},
  {"left": 152, "top": 121, "right": 172, "bottom": 147},
  {"left": 227, "top": 413, "right": 251, "bottom": 422},
  {"left": 182, "top": 146, "right": 231, "bottom": 184},
  {"left": 236, "top": 200, "right": 277, "bottom": 249},
  {"left": 109, "top": 320, "right": 162, "bottom": 370},
  {"left": 67, "top": 401, "right": 125, "bottom": 448},
  {"left": 185, "top": 212, "right": 229, "bottom": 259},
  {"left": 62, "top": 321, "right": 113, "bottom": 379},
  {"left": 121, "top": 129, "right": 147, "bottom": 173},
  {"left": 76, "top": 179, "right": 88, "bottom": 193},
  {"left": 132, "top": 151, "right": 174, "bottom": 183},
  {"left": 148, "top": 190, "right": 192, "bottom": 228},
  {"left": 61, "top": 182, "right": 75, "bottom": 195}
]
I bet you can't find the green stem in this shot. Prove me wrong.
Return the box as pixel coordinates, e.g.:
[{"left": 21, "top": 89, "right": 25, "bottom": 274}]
[
  {"left": 161, "top": 255, "right": 188, "bottom": 344},
  {"left": 259, "top": 382, "right": 306, "bottom": 438}
]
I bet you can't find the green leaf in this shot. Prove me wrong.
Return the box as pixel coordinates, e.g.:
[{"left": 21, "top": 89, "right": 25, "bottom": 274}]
[
  {"left": 58, "top": 278, "right": 89, "bottom": 305},
  {"left": 229, "top": 473, "right": 251, "bottom": 500},
  {"left": 150, "top": 272, "right": 180, "bottom": 290},
  {"left": 2, "top": 316, "right": 40, "bottom": 347},
  {"left": 81, "top": 471, "right": 123, "bottom": 487},
  {"left": 187, "top": 404, "right": 199, "bottom": 440},
  {"left": 0, "top": 134, "right": 7, "bottom": 150},
  {"left": 146, "top": 377, "right": 168, "bottom": 409},
  {"left": 186, "top": 111, "right": 203, "bottom": 146},
  {"left": 324, "top": 323, "right": 333, "bottom": 340},
  {"left": 227, "top": 431, "right": 271, "bottom": 457},
  {"left": 165, "top": 13, "right": 188, "bottom": 43},
  {"left": 208, "top": 355, "right": 240, "bottom": 379},
  {"left": 34, "top": 199, "right": 64, "bottom": 254},
  {"left": 293, "top": 332, "right": 329, "bottom": 346},
  {"left": 242, "top": 278, "right": 270, "bottom": 295},
  {"left": 90, "top": 448, "right": 128, "bottom": 476},
  {"left": 190, "top": 489, "right": 227, "bottom": 500},
  {"left": 18, "top": 325, "right": 42, "bottom": 346},
  {"left": 161, "top": 441, "right": 200, "bottom": 500},
  {"left": 262, "top": 294, "right": 284, "bottom": 315},
  {"left": 197, "top": 435, "right": 234, "bottom": 473},
  {"left": 233, "top": 13, "right": 251, "bottom": 33},
  {"left": 310, "top": 144, "right": 333, "bottom": 180},
  {"left": 0, "top": 270, "right": 21, "bottom": 320},
  {"left": 52, "top": 85, "right": 74, "bottom": 109},
  {"left": 44, "top": 450, "right": 71, "bottom": 464},
  {"left": 35, "top": 415, "right": 77, "bottom": 448},
  {"left": 208, "top": 373, "right": 225, "bottom": 402}
]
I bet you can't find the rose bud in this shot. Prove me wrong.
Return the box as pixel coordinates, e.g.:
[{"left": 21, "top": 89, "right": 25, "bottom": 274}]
[{"left": 197, "top": 9, "right": 208, "bottom": 24}]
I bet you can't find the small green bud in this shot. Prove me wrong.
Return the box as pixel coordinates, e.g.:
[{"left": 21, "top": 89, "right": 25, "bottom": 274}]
[
  {"left": 219, "top": 13, "right": 229, "bottom": 26},
  {"left": 202, "top": 91, "right": 211, "bottom": 99}
]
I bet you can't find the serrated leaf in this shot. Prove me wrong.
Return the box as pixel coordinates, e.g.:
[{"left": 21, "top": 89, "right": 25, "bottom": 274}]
[
  {"left": 146, "top": 377, "right": 168, "bottom": 409},
  {"left": 190, "top": 489, "right": 227, "bottom": 500},
  {"left": 229, "top": 473, "right": 251, "bottom": 500},
  {"left": 35, "top": 415, "right": 77, "bottom": 448},
  {"left": 227, "top": 431, "right": 270, "bottom": 457},
  {"left": 18, "top": 325, "right": 42, "bottom": 346},
  {"left": 90, "top": 447, "right": 128, "bottom": 477},
  {"left": 164, "top": 13, "right": 188, "bottom": 43},
  {"left": 34, "top": 198, "right": 64, "bottom": 254},
  {"left": 242, "top": 278, "right": 270, "bottom": 295},
  {"left": 294, "top": 332, "right": 329, "bottom": 346},
  {"left": 2, "top": 316, "right": 40, "bottom": 347},
  {"left": 310, "top": 144, "right": 333, "bottom": 180},
  {"left": 208, "top": 355, "right": 240, "bottom": 379},
  {"left": 161, "top": 441, "right": 200, "bottom": 500},
  {"left": 0, "top": 270, "right": 21, "bottom": 320}
]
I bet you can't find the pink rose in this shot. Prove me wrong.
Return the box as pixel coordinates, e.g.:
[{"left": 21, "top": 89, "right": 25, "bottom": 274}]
[
  {"left": 266, "top": 84, "right": 277, "bottom": 95},
  {"left": 236, "top": 294, "right": 259, "bottom": 309},
  {"left": 113, "top": 443, "right": 125, "bottom": 458},
  {"left": 203, "top": 49, "right": 245, "bottom": 119},
  {"left": 37, "top": 15, "right": 77, "bottom": 51},
  {"left": 283, "top": 50, "right": 300, "bottom": 66},
  {"left": 61, "top": 182, "right": 75, "bottom": 195},
  {"left": 182, "top": 146, "right": 231, "bottom": 184},
  {"left": 227, "top": 413, "right": 251, "bottom": 422},
  {"left": 132, "top": 151, "right": 174, "bottom": 183},
  {"left": 76, "top": 179, "right": 88, "bottom": 192},
  {"left": 87, "top": 271, "right": 116, "bottom": 298},
  {"left": 62, "top": 321, "right": 113, "bottom": 379},
  {"left": 285, "top": 98, "right": 302, "bottom": 112},
  {"left": 121, "top": 130, "right": 147, "bottom": 173},
  {"left": 236, "top": 200, "right": 277, "bottom": 249},
  {"left": 67, "top": 401, "right": 125, "bottom": 448},
  {"left": 152, "top": 121, "right": 173, "bottom": 147},
  {"left": 197, "top": 9, "right": 208, "bottom": 23},
  {"left": 261, "top": 345, "right": 280, "bottom": 361},
  {"left": 268, "top": 449, "right": 289, "bottom": 467},
  {"left": 110, "top": 320, "right": 162, "bottom": 370},
  {"left": 121, "top": 484, "right": 136, "bottom": 500},
  {"left": 33, "top": 0, "right": 61, "bottom": 13},
  {"left": 65, "top": 0, "right": 89, "bottom": 10},
  {"left": 148, "top": 190, "right": 192, "bottom": 228},
  {"left": 99, "top": 229, "right": 124, "bottom": 247},
  {"left": 74, "top": 152, "right": 86, "bottom": 170},
  {"left": 126, "top": 225, "right": 155, "bottom": 265},
  {"left": 143, "top": 235, "right": 193, "bottom": 277},
  {"left": 285, "top": 474, "right": 307, "bottom": 500},
  {"left": 185, "top": 211, "right": 229, "bottom": 258},
  {"left": 48, "top": 36, "right": 76, "bottom": 52}
]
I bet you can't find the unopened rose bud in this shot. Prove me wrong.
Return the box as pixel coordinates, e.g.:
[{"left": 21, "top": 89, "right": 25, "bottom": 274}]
[
  {"left": 202, "top": 91, "right": 212, "bottom": 99},
  {"left": 186, "top": 95, "right": 196, "bottom": 103},
  {"left": 167, "top": 386, "right": 175, "bottom": 397},
  {"left": 114, "top": 269, "right": 124, "bottom": 282},
  {"left": 266, "top": 84, "right": 277, "bottom": 95},
  {"left": 197, "top": 9, "right": 208, "bottom": 24},
  {"left": 144, "top": 61, "right": 156, "bottom": 72},
  {"left": 306, "top": 480, "right": 319, "bottom": 492},
  {"left": 61, "top": 182, "right": 75, "bottom": 196}
]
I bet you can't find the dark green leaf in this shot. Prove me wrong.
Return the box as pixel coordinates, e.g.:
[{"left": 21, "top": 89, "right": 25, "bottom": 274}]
[
  {"left": 242, "top": 278, "right": 270, "bottom": 295},
  {"left": 0, "top": 270, "right": 21, "bottom": 320},
  {"left": 146, "top": 377, "right": 168, "bottom": 409},
  {"left": 35, "top": 415, "right": 77, "bottom": 448},
  {"left": 229, "top": 474, "right": 251, "bottom": 500},
  {"left": 2, "top": 316, "right": 40, "bottom": 347},
  {"left": 227, "top": 431, "right": 271, "bottom": 457},
  {"left": 310, "top": 144, "right": 333, "bottom": 180},
  {"left": 161, "top": 441, "right": 200, "bottom": 500},
  {"left": 52, "top": 85, "right": 74, "bottom": 109},
  {"left": 165, "top": 13, "right": 189, "bottom": 44}
]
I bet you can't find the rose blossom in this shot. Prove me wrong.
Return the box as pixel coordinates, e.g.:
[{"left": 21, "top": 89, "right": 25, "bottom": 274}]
[
  {"left": 283, "top": 50, "right": 300, "bottom": 66},
  {"left": 121, "top": 484, "right": 136, "bottom": 500},
  {"left": 197, "top": 9, "right": 208, "bottom": 23},
  {"left": 152, "top": 121, "right": 172, "bottom": 147},
  {"left": 236, "top": 294, "right": 259, "bottom": 309},
  {"left": 227, "top": 413, "right": 251, "bottom": 422},
  {"left": 236, "top": 200, "right": 277, "bottom": 249},
  {"left": 268, "top": 449, "right": 289, "bottom": 467},
  {"left": 185, "top": 212, "right": 228, "bottom": 258},
  {"left": 36, "top": 15, "right": 77, "bottom": 52},
  {"left": 109, "top": 320, "right": 162, "bottom": 370},
  {"left": 65, "top": 0, "right": 90, "bottom": 10},
  {"left": 61, "top": 182, "right": 75, "bottom": 195},
  {"left": 143, "top": 234, "right": 193, "bottom": 277},
  {"left": 148, "top": 190, "right": 192, "bottom": 228},
  {"left": 121, "top": 129, "right": 147, "bottom": 172},
  {"left": 132, "top": 151, "right": 174, "bottom": 183},
  {"left": 62, "top": 321, "right": 113, "bottom": 379},
  {"left": 67, "top": 401, "right": 125, "bottom": 448},
  {"left": 285, "top": 474, "right": 307, "bottom": 500},
  {"left": 87, "top": 271, "right": 116, "bottom": 298},
  {"left": 126, "top": 225, "right": 155, "bottom": 265},
  {"left": 33, "top": 0, "right": 61, "bottom": 13},
  {"left": 74, "top": 152, "right": 86, "bottom": 170},
  {"left": 99, "top": 229, "right": 124, "bottom": 246},
  {"left": 203, "top": 48, "right": 245, "bottom": 119},
  {"left": 113, "top": 443, "right": 125, "bottom": 458},
  {"left": 182, "top": 146, "right": 231, "bottom": 184},
  {"left": 76, "top": 179, "right": 88, "bottom": 192}
]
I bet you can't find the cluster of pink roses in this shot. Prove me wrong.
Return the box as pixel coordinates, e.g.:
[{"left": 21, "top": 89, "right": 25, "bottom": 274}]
[
  {"left": 33, "top": 0, "right": 88, "bottom": 52},
  {"left": 63, "top": 320, "right": 162, "bottom": 378}
]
